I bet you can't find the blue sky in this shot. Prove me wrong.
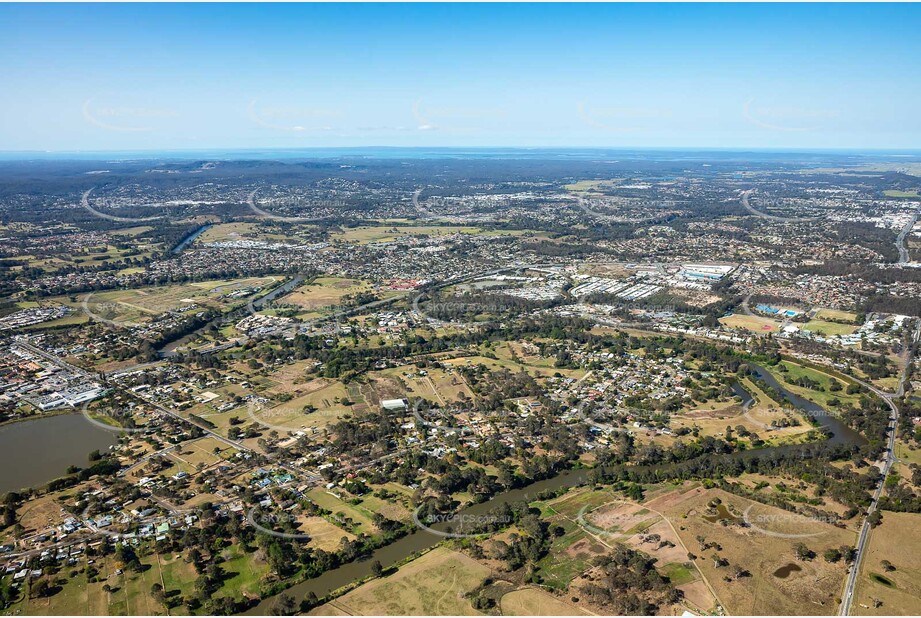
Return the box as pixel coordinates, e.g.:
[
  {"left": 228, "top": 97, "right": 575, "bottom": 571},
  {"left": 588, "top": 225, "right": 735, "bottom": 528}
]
[{"left": 1, "top": 3, "right": 920, "bottom": 152}]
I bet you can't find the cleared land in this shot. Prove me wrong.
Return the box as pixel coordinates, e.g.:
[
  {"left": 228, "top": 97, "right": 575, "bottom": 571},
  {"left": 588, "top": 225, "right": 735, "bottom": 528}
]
[
  {"left": 500, "top": 588, "right": 592, "bottom": 615},
  {"left": 853, "top": 511, "right": 921, "bottom": 615},
  {"left": 328, "top": 225, "right": 522, "bottom": 245},
  {"left": 314, "top": 547, "right": 490, "bottom": 615},
  {"left": 83, "top": 277, "right": 275, "bottom": 324},
  {"left": 814, "top": 308, "right": 860, "bottom": 323},
  {"left": 662, "top": 487, "right": 854, "bottom": 615},
  {"left": 802, "top": 320, "right": 858, "bottom": 337},
  {"left": 720, "top": 313, "right": 782, "bottom": 333}
]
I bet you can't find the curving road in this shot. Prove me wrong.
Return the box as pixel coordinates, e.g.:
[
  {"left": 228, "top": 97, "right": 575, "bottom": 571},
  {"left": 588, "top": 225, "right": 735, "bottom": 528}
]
[
  {"left": 246, "top": 189, "right": 334, "bottom": 223},
  {"left": 740, "top": 189, "right": 820, "bottom": 223},
  {"left": 81, "top": 187, "right": 163, "bottom": 223}
]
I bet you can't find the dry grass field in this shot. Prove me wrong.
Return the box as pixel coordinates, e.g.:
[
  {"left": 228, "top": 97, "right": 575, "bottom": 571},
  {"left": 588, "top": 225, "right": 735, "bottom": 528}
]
[
  {"left": 802, "top": 320, "right": 858, "bottom": 337},
  {"left": 661, "top": 488, "right": 854, "bottom": 615},
  {"left": 82, "top": 277, "right": 275, "bottom": 324},
  {"left": 254, "top": 374, "right": 355, "bottom": 431},
  {"left": 671, "top": 379, "right": 813, "bottom": 446},
  {"left": 569, "top": 484, "right": 720, "bottom": 615},
  {"left": 719, "top": 313, "right": 782, "bottom": 333},
  {"left": 281, "top": 277, "right": 372, "bottom": 312},
  {"left": 297, "top": 515, "right": 356, "bottom": 552},
  {"left": 313, "top": 547, "right": 490, "bottom": 616},
  {"left": 500, "top": 587, "right": 593, "bottom": 615},
  {"left": 852, "top": 511, "right": 921, "bottom": 615},
  {"left": 814, "top": 308, "right": 860, "bottom": 323}
]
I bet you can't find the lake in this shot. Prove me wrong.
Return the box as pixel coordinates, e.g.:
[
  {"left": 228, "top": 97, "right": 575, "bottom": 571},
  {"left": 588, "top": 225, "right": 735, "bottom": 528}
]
[{"left": 0, "top": 414, "right": 118, "bottom": 494}]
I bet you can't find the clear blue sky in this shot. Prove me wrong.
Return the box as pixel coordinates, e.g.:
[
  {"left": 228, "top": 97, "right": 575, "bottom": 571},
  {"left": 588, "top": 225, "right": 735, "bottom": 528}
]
[{"left": 1, "top": 3, "right": 919, "bottom": 152}]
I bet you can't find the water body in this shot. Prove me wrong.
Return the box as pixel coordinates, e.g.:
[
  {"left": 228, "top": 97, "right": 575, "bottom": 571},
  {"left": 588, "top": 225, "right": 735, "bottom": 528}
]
[
  {"left": 702, "top": 503, "right": 741, "bottom": 524},
  {"left": 0, "top": 414, "right": 117, "bottom": 494},
  {"left": 171, "top": 223, "right": 212, "bottom": 255},
  {"left": 748, "top": 364, "right": 864, "bottom": 448},
  {"left": 250, "top": 275, "right": 305, "bottom": 311},
  {"left": 773, "top": 563, "right": 803, "bottom": 579},
  {"left": 248, "top": 364, "right": 865, "bottom": 613},
  {"left": 158, "top": 275, "right": 305, "bottom": 359}
]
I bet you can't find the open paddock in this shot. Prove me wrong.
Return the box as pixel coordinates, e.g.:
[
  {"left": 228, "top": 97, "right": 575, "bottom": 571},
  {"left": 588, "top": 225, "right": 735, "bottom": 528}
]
[{"left": 314, "top": 547, "right": 490, "bottom": 615}]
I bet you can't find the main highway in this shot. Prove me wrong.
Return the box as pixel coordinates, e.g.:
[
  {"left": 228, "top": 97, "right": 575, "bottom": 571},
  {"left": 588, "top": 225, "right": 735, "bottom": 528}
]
[{"left": 839, "top": 319, "right": 920, "bottom": 615}]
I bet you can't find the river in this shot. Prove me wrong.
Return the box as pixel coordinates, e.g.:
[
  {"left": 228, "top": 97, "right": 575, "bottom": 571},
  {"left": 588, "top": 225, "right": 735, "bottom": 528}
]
[
  {"left": 248, "top": 362, "right": 866, "bottom": 613},
  {"left": 158, "top": 275, "right": 305, "bottom": 358},
  {"left": 171, "top": 224, "right": 212, "bottom": 255},
  {"left": 0, "top": 414, "right": 118, "bottom": 494}
]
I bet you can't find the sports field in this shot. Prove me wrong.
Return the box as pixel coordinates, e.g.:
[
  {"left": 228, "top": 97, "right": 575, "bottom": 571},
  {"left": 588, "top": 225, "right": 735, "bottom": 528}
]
[{"left": 719, "top": 313, "right": 782, "bottom": 333}]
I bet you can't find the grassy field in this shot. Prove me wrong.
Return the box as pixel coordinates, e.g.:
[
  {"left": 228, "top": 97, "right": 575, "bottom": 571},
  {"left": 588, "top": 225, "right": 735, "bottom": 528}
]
[
  {"left": 10, "top": 553, "right": 198, "bottom": 616},
  {"left": 853, "top": 511, "right": 921, "bottom": 615},
  {"left": 328, "top": 224, "right": 520, "bottom": 245},
  {"left": 82, "top": 277, "right": 276, "bottom": 324},
  {"left": 163, "top": 436, "right": 234, "bottom": 475},
  {"left": 442, "top": 348, "right": 586, "bottom": 380},
  {"left": 500, "top": 588, "right": 592, "bottom": 615},
  {"left": 213, "top": 543, "right": 271, "bottom": 604},
  {"left": 197, "top": 221, "right": 318, "bottom": 244},
  {"left": 720, "top": 313, "right": 782, "bottom": 333},
  {"left": 671, "top": 377, "right": 813, "bottom": 446},
  {"left": 305, "top": 488, "right": 376, "bottom": 535},
  {"left": 563, "top": 179, "right": 624, "bottom": 192},
  {"left": 814, "top": 308, "right": 860, "bottom": 323},
  {"left": 775, "top": 360, "right": 861, "bottom": 409},
  {"left": 280, "top": 277, "right": 372, "bottom": 313},
  {"left": 367, "top": 363, "right": 475, "bottom": 408},
  {"left": 533, "top": 490, "right": 614, "bottom": 589},
  {"left": 314, "top": 547, "right": 490, "bottom": 615},
  {"left": 536, "top": 484, "right": 718, "bottom": 615},
  {"left": 802, "top": 320, "right": 858, "bottom": 337},
  {"left": 883, "top": 190, "right": 920, "bottom": 198},
  {"left": 662, "top": 488, "right": 854, "bottom": 615},
  {"left": 298, "top": 515, "right": 356, "bottom": 552},
  {"left": 255, "top": 374, "right": 355, "bottom": 431}
]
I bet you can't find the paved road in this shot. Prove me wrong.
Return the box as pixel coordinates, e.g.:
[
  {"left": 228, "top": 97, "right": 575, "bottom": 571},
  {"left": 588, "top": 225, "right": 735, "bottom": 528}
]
[
  {"left": 895, "top": 204, "right": 920, "bottom": 264},
  {"left": 80, "top": 187, "right": 162, "bottom": 223},
  {"left": 740, "top": 189, "right": 819, "bottom": 223},
  {"left": 246, "top": 188, "right": 334, "bottom": 223},
  {"left": 411, "top": 262, "right": 562, "bottom": 326},
  {"left": 839, "top": 319, "right": 920, "bottom": 615},
  {"left": 572, "top": 193, "right": 674, "bottom": 225}
]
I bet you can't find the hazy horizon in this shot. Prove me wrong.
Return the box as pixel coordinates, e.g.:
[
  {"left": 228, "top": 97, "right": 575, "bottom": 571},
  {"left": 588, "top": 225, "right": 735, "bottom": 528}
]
[{"left": 2, "top": 3, "right": 920, "bottom": 152}]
